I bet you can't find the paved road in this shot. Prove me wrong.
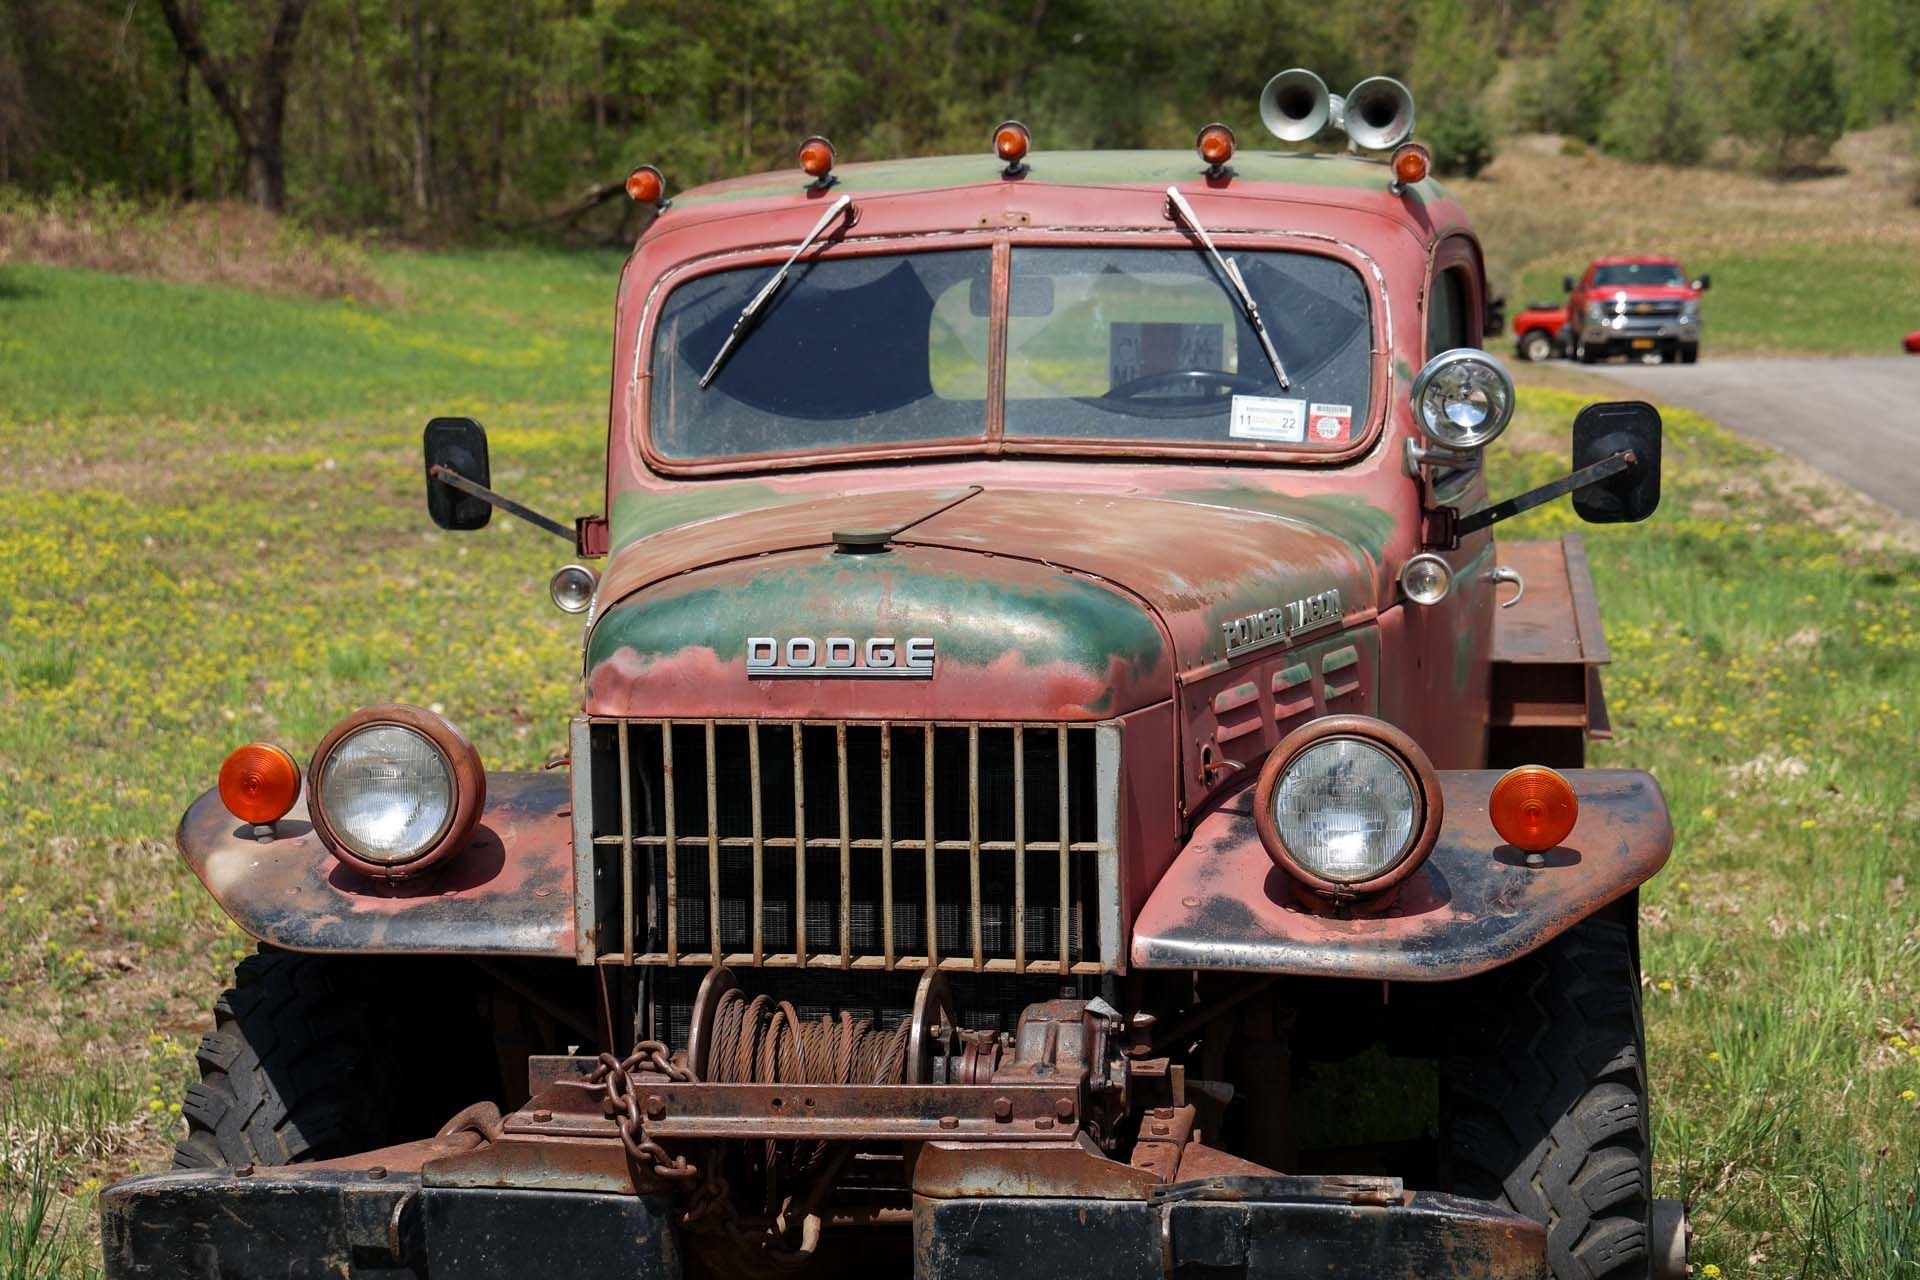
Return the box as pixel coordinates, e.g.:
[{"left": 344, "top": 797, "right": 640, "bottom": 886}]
[{"left": 1579, "top": 357, "right": 1920, "bottom": 518}]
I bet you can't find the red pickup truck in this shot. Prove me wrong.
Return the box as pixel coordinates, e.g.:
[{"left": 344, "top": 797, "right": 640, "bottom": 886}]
[{"left": 1563, "top": 255, "right": 1709, "bottom": 364}]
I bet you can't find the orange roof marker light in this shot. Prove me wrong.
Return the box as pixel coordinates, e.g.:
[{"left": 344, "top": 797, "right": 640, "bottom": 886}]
[
  {"left": 1389, "top": 142, "right": 1431, "bottom": 195},
  {"left": 1489, "top": 765, "right": 1579, "bottom": 863},
  {"left": 625, "top": 164, "right": 667, "bottom": 210},
  {"left": 1196, "top": 123, "right": 1236, "bottom": 177},
  {"left": 993, "top": 120, "right": 1031, "bottom": 178},
  {"left": 798, "top": 135, "right": 837, "bottom": 190},
  {"left": 218, "top": 743, "right": 302, "bottom": 832}
]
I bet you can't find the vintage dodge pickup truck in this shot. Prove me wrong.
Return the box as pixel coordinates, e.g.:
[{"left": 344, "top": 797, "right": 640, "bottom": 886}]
[{"left": 104, "top": 69, "right": 1686, "bottom": 1280}]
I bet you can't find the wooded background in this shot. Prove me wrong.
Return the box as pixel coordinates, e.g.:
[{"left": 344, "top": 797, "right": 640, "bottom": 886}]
[{"left": 2, "top": 0, "right": 1917, "bottom": 233}]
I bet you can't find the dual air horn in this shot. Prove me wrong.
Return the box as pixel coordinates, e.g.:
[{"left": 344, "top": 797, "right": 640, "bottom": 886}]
[{"left": 1257, "top": 68, "right": 1416, "bottom": 151}]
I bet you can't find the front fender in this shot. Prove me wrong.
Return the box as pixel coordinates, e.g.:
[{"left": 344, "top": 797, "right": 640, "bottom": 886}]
[
  {"left": 177, "top": 771, "right": 576, "bottom": 958},
  {"left": 1130, "top": 769, "right": 1670, "bottom": 980}
]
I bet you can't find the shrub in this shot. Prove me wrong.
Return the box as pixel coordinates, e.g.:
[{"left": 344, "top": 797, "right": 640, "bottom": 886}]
[{"left": 1426, "top": 106, "right": 1497, "bottom": 178}]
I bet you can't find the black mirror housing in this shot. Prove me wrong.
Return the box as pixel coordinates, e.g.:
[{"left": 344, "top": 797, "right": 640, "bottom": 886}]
[
  {"left": 1572, "top": 401, "right": 1661, "bottom": 524},
  {"left": 1562, "top": 274, "right": 1575, "bottom": 293},
  {"left": 424, "top": 417, "right": 492, "bottom": 531},
  {"left": 1693, "top": 274, "right": 1712, "bottom": 291}
]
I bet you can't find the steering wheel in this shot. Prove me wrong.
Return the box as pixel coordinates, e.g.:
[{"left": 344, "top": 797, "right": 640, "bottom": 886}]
[{"left": 1105, "top": 368, "right": 1264, "bottom": 400}]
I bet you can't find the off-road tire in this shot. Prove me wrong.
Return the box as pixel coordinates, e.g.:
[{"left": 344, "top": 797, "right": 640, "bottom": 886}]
[
  {"left": 1575, "top": 340, "right": 1599, "bottom": 364},
  {"left": 1678, "top": 344, "right": 1699, "bottom": 365},
  {"left": 173, "top": 949, "right": 497, "bottom": 1169},
  {"left": 1441, "top": 917, "right": 1651, "bottom": 1280},
  {"left": 1521, "top": 331, "right": 1554, "bottom": 363}
]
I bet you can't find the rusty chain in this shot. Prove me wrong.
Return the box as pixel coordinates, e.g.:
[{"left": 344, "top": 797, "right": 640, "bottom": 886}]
[{"left": 560, "top": 1040, "right": 706, "bottom": 1189}]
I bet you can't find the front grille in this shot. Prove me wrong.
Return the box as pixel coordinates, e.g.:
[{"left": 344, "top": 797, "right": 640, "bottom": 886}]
[
  {"left": 572, "top": 719, "right": 1120, "bottom": 974},
  {"left": 1614, "top": 299, "right": 1684, "bottom": 317}
]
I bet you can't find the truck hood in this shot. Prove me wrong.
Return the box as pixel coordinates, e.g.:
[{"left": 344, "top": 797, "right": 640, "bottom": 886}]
[
  {"left": 585, "top": 486, "right": 1382, "bottom": 721},
  {"left": 1593, "top": 284, "right": 1697, "bottom": 302}
]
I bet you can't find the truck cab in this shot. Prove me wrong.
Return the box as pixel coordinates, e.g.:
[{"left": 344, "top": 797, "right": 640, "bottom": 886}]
[
  {"left": 106, "top": 80, "right": 1688, "bottom": 1280},
  {"left": 1563, "top": 254, "right": 1710, "bottom": 364}
]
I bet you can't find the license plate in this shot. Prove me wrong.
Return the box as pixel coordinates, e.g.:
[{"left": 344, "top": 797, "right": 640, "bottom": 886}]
[{"left": 1631, "top": 338, "right": 1655, "bottom": 349}]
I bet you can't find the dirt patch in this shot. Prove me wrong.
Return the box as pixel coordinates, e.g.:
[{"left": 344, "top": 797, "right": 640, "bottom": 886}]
[{"left": 0, "top": 194, "right": 395, "bottom": 304}]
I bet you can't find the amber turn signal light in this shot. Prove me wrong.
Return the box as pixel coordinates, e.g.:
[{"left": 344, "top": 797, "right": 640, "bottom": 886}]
[
  {"left": 993, "top": 120, "right": 1031, "bottom": 168},
  {"left": 1196, "top": 123, "right": 1236, "bottom": 169},
  {"left": 1390, "top": 143, "right": 1431, "bottom": 188},
  {"left": 798, "top": 135, "right": 836, "bottom": 180},
  {"left": 1489, "top": 765, "right": 1578, "bottom": 852},
  {"left": 625, "top": 164, "right": 665, "bottom": 205},
  {"left": 218, "top": 743, "right": 301, "bottom": 826}
]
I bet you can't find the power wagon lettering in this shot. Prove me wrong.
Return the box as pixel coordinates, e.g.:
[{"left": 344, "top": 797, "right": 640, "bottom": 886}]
[
  {"left": 1221, "top": 588, "right": 1344, "bottom": 658},
  {"left": 746, "top": 635, "right": 935, "bottom": 678}
]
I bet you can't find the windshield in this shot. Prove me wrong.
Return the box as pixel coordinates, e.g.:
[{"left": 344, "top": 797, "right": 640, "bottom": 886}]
[
  {"left": 648, "top": 244, "right": 1373, "bottom": 463},
  {"left": 1592, "top": 262, "right": 1685, "bottom": 288}
]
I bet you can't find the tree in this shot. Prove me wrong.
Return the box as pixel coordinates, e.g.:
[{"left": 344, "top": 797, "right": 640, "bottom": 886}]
[
  {"left": 1736, "top": 8, "right": 1846, "bottom": 177},
  {"left": 156, "top": 0, "right": 312, "bottom": 211}
]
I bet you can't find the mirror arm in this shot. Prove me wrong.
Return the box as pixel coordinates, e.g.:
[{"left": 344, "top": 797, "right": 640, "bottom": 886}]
[
  {"left": 1454, "top": 449, "right": 1636, "bottom": 537},
  {"left": 428, "top": 465, "right": 575, "bottom": 543}
]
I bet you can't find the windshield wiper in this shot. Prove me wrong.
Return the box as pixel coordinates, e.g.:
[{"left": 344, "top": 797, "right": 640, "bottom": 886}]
[
  {"left": 700, "top": 194, "right": 855, "bottom": 388},
  {"left": 1164, "top": 187, "right": 1290, "bottom": 391}
]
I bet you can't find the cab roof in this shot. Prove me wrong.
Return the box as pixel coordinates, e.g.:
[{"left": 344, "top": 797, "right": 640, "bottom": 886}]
[{"left": 668, "top": 148, "right": 1441, "bottom": 212}]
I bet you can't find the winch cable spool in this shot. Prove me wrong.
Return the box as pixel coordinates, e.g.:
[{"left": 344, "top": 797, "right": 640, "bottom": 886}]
[{"left": 703, "top": 989, "right": 913, "bottom": 1086}]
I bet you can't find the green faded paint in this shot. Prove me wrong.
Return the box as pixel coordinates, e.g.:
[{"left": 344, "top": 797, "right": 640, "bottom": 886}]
[
  {"left": 1451, "top": 541, "right": 1496, "bottom": 693},
  {"left": 1159, "top": 486, "right": 1400, "bottom": 564},
  {"left": 607, "top": 481, "right": 794, "bottom": 554},
  {"left": 586, "top": 544, "right": 1167, "bottom": 709},
  {"left": 669, "top": 149, "right": 1444, "bottom": 209}
]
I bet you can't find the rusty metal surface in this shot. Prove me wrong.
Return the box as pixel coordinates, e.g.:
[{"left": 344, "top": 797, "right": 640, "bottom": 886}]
[
  {"left": 1131, "top": 769, "right": 1672, "bottom": 979},
  {"left": 1491, "top": 534, "right": 1611, "bottom": 666},
  {"left": 421, "top": 1132, "right": 640, "bottom": 1195},
  {"left": 176, "top": 770, "right": 575, "bottom": 957},
  {"left": 504, "top": 1082, "right": 1082, "bottom": 1143},
  {"left": 912, "top": 1135, "right": 1160, "bottom": 1201}
]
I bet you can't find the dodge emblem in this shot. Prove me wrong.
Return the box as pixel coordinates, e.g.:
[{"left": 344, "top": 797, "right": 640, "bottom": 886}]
[{"left": 747, "top": 636, "right": 935, "bottom": 679}]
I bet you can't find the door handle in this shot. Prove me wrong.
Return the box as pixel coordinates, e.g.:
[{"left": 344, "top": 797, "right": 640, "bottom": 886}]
[{"left": 1489, "top": 565, "right": 1525, "bottom": 609}]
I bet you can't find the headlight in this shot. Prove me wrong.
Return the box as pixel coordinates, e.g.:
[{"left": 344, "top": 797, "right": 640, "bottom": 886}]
[
  {"left": 1586, "top": 301, "right": 1609, "bottom": 322},
  {"left": 1253, "top": 715, "right": 1442, "bottom": 899},
  {"left": 1680, "top": 299, "right": 1699, "bottom": 320},
  {"left": 308, "top": 704, "right": 484, "bottom": 878},
  {"left": 1409, "top": 349, "right": 1515, "bottom": 451}
]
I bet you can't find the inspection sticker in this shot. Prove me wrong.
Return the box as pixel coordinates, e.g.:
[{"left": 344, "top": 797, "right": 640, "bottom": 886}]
[
  {"left": 1308, "top": 403, "right": 1354, "bottom": 444},
  {"left": 1229, "top": 395, "right": 1306, "bottom": 442}
]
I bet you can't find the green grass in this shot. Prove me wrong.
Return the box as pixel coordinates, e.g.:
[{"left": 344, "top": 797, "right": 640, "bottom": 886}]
[{"left": 2, "top": 250, "right": 1917, "bottom": 1277}]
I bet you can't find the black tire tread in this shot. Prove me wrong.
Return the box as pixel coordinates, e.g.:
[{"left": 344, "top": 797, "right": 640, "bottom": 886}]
[
  {"left": 173, "top": 950, "right": 493, "bottom": 1169},
  {"left": 1441, "top": 918, "right": 1651, "bottom": 1280}
]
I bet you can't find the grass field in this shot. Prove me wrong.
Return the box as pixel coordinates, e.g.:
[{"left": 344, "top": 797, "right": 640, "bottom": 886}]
[
  {"left": 1457, "top": 128, "right": 1920, "bottom": 357},
  {"left": 2, "top": 231, "right": 1917, "bottom": 1277}
]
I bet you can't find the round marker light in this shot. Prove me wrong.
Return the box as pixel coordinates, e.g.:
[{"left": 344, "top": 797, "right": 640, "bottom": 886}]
[
  {"left": 798, "top": 135, "right": 835, "bottom": 180},
  {"left": 625, "top": 165, "right": 665, "bottom": 205},
  {"left": 550, "top": 563, "right": 598, "bottom": 614},
  {"left": 1254, "top": 716, "right": 1442, "bottom": 898},
  {"left": 1399, "top": 553, "right": 1453, "bottom": 605},
  {"left": 308, "top": 705, "right": 484, "bottom": 879},
  {"left": 1196, "top": 123, "right": 1236, "bottom": 169},
  {"left": 1390, "top": 143, "right": 1430, "bottom": 187},
  {"left": 993, "top": 120, "right": 1031, "bottom": 168},
  {"left": 1489, "top": 765, "right": 1578, "bottom": 853},
  {"left": 218, "top": 743, "right": 301, "bottom": 826},
  {"left": 1409, "top": 349, "right": 1515, "bottom": 451}
]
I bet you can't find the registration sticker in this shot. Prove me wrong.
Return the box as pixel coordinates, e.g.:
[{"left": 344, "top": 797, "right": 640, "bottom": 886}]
[
  {"left": 1307, "top": 403, "right": 1353, "bottom": 444},
  {"left": 1229, "top": 395, "right": 1306, "bottom": 442}
]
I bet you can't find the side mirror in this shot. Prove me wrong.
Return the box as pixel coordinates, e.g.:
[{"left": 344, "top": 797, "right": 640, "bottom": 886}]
[
  {"left": 1562, "top": 274, "right": 1576, "bottom": 294},
  {"left": 424, "top": 417, "right": 492, "bottom": 531},
  {"left": 1572, "top": 401, "right": 1661, "bottom": 524},
  {"left": 1692, "top": 274, "right": 1711, "bottom": 291},
  {"left": 1484, "top": 293, "right": 1507, "bottom": 338}
]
